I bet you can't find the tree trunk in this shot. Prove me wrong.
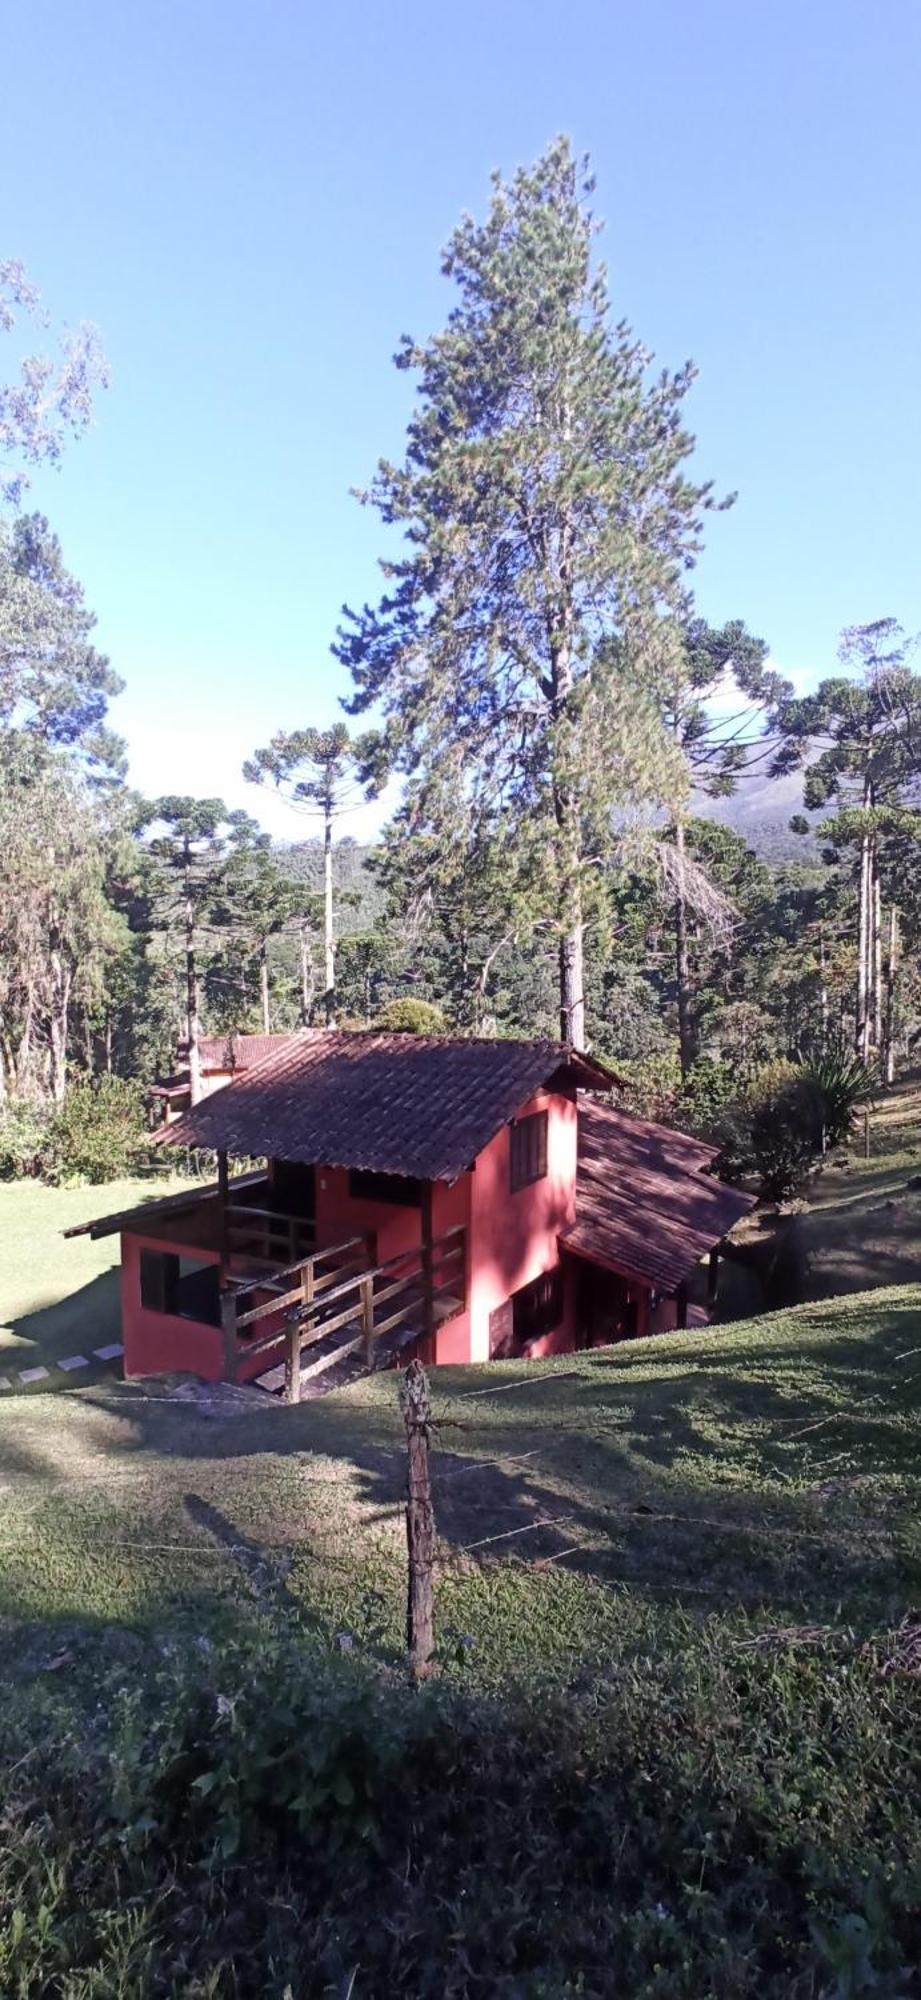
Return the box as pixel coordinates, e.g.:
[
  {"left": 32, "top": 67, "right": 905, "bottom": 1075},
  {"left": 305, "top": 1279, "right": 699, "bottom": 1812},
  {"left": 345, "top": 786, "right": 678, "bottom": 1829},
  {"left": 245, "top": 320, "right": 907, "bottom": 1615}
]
[
  {"left": 184, "top": 842, "right": 203, "bottom": 1106},
  {"left": 818, "top": 929, "right": 829, "bottom": 1049},
  {"left": 872, "top": 856, "right": 882, "bottom": 1053},
  {"left": 299, "top": 925, "right": 314, "bottom": 1026},
  {"left": 884, "top": 905, "right": 898, "bottom": 1086},
  {"left": 401, "top": 1360, "right": 435, "bottom": 1677},
  {"left": 323, "top": 804, "right": 335, "bottom": 1026},
  {"left": 674, "top": 818, "right": 695, "bottom": 1077},
  {"left": 48, "top": 954, "right": 70, "bottom": 1105},
  {"left": 259, "top": 942, "right": 271, "bottom": 1034},
  {"left": 554, "top": 784, "right": 585, "bottom": 1049},
  {"left": 855, "top": 815, "right": 871, "bottom": 1059}
]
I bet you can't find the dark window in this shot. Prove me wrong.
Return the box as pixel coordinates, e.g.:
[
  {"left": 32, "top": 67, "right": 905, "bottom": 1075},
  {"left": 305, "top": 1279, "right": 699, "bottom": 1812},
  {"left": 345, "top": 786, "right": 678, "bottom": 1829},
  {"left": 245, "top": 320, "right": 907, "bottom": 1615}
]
[
  {"left": 348, "top": 1169, "right": 422, "bottom": 1207},
  {"left": 511, "top": 1265, "right": 564, "bottom": 1349},
  {"left": 139, "top": 1249, "right": 221, "bottom": 1327},
  {"left": 270, "top": 1159, "right": 316, "bottom": 1220},
  {"left": 509, "top": 1111, "right": 548, "bottom": 1192}
]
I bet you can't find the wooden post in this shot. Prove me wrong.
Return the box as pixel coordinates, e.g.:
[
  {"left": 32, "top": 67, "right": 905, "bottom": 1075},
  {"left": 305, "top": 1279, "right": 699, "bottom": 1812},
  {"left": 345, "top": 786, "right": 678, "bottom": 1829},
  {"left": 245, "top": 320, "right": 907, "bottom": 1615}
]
[
  {"left": 217, "top": 1150, "right": 230, "bottom": 1271},
  {"left": 220, "top": 1289, "right": 238, "bottom": 1382},
  {"left": 676, "top": 1281, "right": 689, "bottom": 1330},
  {"left": 707, "top": 1247, "right": 719, "bottom": 1306},
  {"left": 420, "top": 1180, "right": 435, "bottom": 1366},
  {"left": 284, "top": 1314, "right": 301, "bottom": 1405},
  {"left": 864, "top": 1102, "right": 871, "bottom": 1162},
  {"left": 360, "top": 1274, "right": 375, "bottom": 1366},
  {"left": 400, "top": 1360, "right": 435, "bottom": 1677}
]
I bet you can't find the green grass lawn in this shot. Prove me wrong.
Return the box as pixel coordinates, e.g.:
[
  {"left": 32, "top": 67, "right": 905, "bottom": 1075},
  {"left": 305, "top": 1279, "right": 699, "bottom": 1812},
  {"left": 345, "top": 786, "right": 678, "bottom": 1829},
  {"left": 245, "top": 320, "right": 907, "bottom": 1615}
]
[
  {"left": 1, "top": 1278, "right": 919, "bottom": 1675},
  {"left": 0, "top": 1174, "right": 193, "bottom": 1377}
]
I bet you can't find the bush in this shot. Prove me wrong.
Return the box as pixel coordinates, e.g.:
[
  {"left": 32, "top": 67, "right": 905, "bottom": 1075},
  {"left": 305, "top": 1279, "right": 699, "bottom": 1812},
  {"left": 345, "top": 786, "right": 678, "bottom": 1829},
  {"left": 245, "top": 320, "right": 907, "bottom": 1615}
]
[
  {"left": 715, "top": 1060, "right": 827, "bottom": 1200},
  {"left": 373, "top": 997, "right": 447, "bottom": 1034},
  {"left": 2, "top": 1633, "right": 921, "bottom": 1995},
  {"left": 0, "top": 1099, "right": 54, "bottom": 1180},
  {"left": 46, "top": 1075, "right": 152, "bottom": 1184},
  {"left": 801, "top": 1040, "right": 877, "bottom": 1148}
]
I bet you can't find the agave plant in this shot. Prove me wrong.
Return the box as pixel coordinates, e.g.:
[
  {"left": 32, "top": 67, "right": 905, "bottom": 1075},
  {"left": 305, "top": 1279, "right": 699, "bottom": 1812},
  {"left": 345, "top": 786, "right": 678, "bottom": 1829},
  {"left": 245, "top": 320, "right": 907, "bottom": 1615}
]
[{"left": 800, "top": 1041, "right": 878, "bottom": 1150}]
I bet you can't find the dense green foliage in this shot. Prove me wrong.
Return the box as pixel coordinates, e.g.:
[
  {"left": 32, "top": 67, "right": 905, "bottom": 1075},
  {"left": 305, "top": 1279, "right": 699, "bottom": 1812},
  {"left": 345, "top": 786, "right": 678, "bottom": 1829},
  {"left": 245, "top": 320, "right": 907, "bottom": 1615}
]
[
  {"left": 0, "top": 1075, "right": 152, "bottom": 1184},
  {"left": 1, "top": 1628, "right": 920, "bottom": 1996}
]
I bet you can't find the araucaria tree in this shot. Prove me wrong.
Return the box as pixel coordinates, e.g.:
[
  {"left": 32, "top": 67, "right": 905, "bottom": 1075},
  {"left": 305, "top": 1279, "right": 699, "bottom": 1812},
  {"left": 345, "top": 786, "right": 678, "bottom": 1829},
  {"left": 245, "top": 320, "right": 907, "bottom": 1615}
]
[
  {"left": 244, "top": 723, "right": 365, "bottom": 1025},
  {"left": 771, "top": 620, "right": 921, "bottom": 1067},
  {"left": 143, "top": 798, "right": 264, "bottom": 1104},
  {"left": 336, "top": 138, "right": 728, "bottom": 1048}
]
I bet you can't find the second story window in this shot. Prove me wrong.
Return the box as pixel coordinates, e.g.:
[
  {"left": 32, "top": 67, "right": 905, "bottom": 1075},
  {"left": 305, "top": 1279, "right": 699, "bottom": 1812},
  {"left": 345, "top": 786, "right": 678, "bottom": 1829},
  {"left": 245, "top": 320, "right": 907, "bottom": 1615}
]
[{"left": 509, "top": 1111, "right": 548, "bottom": 1193}]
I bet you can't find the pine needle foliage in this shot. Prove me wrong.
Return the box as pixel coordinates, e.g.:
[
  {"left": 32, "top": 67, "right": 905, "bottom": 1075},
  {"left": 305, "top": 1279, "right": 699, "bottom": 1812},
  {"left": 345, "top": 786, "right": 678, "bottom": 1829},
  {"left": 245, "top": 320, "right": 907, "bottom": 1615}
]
[{"left": 336, "top": 138, "right": 727, "bottom": 1047}]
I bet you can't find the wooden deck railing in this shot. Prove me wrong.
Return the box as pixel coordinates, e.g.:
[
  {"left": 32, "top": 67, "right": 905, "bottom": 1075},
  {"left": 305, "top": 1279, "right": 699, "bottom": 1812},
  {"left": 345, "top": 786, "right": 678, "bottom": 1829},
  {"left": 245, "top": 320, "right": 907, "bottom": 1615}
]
[
  {"left": 225, "top": 1199, "right": 316, "bottom": 1270},
  {"left": 220, "top": 1225, "right": 467, "bottom": 1402}
]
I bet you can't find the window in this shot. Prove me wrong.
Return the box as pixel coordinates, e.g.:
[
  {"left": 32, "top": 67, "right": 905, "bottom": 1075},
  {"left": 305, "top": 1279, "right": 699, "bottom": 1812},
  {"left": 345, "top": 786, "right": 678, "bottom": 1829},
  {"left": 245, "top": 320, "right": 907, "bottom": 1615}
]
[
  {"left": 511, "top": 1266, "right": 564, "bottom": 1349},
  {"left": 139, "top": 1249, "right": 221, "bottom": 1327},
  {"left": 509, "top": 1111, "right": 548, "bottom": 1193},
  {"left": 348, "top": 1169, "right": 422, "bottom": 1207}
]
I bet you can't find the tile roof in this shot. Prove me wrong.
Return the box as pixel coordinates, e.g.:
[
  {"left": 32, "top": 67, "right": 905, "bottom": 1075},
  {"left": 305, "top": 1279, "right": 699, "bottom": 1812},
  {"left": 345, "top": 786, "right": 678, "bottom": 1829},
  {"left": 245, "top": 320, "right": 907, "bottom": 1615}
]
[
  {"left": 197, "top": 1033, "right": 298, "bottom": 1072},
  {"left": 158, "top": 1030, "right": 617, "bottom": 1183},
  {"left": 562, "top": 1096, "right": 755, "bottom": 1294}
]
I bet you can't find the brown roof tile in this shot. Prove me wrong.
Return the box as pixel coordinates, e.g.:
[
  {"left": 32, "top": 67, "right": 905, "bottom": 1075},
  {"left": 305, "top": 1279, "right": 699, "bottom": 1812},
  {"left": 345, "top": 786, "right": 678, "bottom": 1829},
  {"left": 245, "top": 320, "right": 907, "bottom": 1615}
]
[
  {"left": 562, "top": 1096, "right": 755, "bottom": 1294},
  {"left": 198, "top": 1033, "right": 299, "bottom": 1072},
  {"left": 158, "top": 1030, "right": 617, "bottom": 1183}
]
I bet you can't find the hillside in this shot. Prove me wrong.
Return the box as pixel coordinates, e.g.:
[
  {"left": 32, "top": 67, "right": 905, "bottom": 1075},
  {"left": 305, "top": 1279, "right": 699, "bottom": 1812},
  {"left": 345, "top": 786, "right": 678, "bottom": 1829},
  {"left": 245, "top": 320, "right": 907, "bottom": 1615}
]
[
  {"left": 1, "top": 1269, "right": 920, "bottom": 1991},
  {"left": 694, "top": 763, "right": 820, "bottom": 860}
]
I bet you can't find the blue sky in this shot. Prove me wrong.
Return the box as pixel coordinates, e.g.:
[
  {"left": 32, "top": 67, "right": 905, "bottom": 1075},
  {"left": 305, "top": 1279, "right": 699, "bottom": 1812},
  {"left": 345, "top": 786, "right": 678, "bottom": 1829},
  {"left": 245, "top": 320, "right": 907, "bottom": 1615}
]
[{"left": 8, "top": 0, "right": 921, "bottom": 837}]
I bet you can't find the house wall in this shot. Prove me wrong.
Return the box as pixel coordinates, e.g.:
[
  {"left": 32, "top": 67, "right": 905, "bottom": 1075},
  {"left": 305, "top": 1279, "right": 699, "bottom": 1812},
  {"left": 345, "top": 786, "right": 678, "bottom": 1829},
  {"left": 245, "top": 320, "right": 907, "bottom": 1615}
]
[
  {"left": 121, "top": 1229, "right": 227, "bottom": 1381},
  {"left": 466, "top": 1088, "right": 578, "bottom": 1363},
  {"left": 120, "top": 1089, "right": 579, "bottom": 1382}
]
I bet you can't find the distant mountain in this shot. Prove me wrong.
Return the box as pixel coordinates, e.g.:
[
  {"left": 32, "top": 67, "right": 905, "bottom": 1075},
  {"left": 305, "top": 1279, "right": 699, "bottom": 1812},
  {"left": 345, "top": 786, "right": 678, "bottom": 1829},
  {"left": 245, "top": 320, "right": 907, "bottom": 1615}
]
[{"left": 694, "top": 766, "right": 820, "bottom": 862}]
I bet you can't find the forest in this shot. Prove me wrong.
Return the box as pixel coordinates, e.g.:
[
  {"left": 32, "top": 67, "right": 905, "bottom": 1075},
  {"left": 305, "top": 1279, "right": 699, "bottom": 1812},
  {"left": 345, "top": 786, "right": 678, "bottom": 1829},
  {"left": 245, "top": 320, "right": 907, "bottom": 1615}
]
[{"left": 2, "top": 147, "right": 920, "bottom": 1197}]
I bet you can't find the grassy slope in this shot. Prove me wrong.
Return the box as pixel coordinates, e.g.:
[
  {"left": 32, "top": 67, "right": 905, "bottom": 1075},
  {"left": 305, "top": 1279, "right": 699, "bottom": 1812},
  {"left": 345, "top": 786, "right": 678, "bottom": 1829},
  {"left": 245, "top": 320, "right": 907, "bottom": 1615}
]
[
  {"left": 0, "top": 1174, "right": 194, "bottom": 1371},
  {"left": 792, "top": 1077, "right": 921, "bottom": 1302},
  {"left": 1, "top": 1284, "right": 920, "bottom": 1684}
]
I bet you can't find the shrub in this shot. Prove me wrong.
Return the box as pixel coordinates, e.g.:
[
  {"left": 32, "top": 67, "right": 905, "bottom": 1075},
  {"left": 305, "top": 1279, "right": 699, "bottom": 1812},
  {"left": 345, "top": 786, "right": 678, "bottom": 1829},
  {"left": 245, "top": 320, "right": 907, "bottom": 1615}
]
[
  {"left": 373, "top": 997, "right": 447, "bottom": 1034},
  {"left": 715, "top": 1060, "right": 827, "bottom": 1200},
  {"left": 2, "top": 1633, "right": 921, "bottom": 1995},
  {"left": 801, "top": 1040, "right": 877, "bottom": 1148},
  {"left": 0, "top": 1099, "right": 54, "bottom": 1180},
  {"left": 46, "top": 1075, "right": 153, "bottom": 1184}
]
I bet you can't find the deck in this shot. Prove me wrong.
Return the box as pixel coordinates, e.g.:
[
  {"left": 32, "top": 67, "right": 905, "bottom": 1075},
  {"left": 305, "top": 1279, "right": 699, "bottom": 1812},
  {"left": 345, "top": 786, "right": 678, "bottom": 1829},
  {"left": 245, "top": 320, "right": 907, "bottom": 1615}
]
[{"left": 222, "top": 1209, "right": 467, "bottom": 1402}]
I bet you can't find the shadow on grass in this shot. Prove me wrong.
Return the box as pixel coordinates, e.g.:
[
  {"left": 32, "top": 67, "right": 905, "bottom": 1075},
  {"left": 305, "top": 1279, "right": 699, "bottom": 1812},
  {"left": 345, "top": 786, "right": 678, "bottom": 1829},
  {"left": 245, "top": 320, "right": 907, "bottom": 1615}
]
[{"left": 3, "top": 1269, "right": 121, "bottom": 1376}]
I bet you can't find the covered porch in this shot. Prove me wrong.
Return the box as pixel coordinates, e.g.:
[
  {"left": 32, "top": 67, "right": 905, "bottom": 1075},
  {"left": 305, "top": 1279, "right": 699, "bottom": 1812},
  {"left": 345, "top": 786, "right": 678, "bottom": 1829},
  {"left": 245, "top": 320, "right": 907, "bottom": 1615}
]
[{"left": 68, "top": 1157, "right": 468, "bottom": 1401}]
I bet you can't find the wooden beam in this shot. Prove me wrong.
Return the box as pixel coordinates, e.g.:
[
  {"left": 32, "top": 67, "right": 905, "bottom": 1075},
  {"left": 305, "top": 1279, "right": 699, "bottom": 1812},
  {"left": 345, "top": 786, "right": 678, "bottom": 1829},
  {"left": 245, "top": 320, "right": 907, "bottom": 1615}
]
[
  {"left": 707, "top": 1247, "right": 719, "bottom": 1306},
  {"left": 217, "top": 1150, "right": 230, "bottom": 1269}
]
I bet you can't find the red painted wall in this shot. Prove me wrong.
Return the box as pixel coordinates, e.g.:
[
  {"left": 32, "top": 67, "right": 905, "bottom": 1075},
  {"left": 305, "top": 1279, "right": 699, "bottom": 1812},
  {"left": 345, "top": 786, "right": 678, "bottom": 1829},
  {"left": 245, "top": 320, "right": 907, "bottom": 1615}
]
[
  {"left": 120, "top": 1090, "right": 579, "bottom": 1381},
  {"left": 465, "top": 1089, "right": 578, "bottom": 1362},
  {"left": 121, "top": 1230, "right": 227, "bottom": 1381}
]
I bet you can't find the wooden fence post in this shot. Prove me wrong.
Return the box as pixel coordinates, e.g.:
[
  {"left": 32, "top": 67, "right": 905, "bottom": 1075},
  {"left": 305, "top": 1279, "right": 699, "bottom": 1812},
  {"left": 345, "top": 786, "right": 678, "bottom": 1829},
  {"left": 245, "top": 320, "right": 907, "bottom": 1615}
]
[
  {"left": 360, "top": 1274, "right": 375, "bottom": 1366},
  {"left": 400, "top": 1360, "right": 435, "bottom": 1678},
  {"left": 220, "top": 1289, "right": 238, "bottom": 1382},
  {"left": 284, "top": 1313, "right": 301, "bottom": 1404}
]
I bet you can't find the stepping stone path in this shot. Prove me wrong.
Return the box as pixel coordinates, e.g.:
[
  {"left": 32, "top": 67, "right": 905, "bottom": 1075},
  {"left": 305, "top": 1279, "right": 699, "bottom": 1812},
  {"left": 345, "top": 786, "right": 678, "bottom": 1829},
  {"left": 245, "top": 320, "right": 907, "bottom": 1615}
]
[{"left": 0, "top": 1343, "right": 124, "bottom": 1392}]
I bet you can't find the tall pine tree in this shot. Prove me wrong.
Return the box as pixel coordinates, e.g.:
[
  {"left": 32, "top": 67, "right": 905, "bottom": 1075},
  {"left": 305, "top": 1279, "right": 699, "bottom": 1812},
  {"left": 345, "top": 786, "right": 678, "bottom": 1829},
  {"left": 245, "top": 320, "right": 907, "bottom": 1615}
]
[{"left": 336, "top": 138, "right": 726, "bottom": 1047}]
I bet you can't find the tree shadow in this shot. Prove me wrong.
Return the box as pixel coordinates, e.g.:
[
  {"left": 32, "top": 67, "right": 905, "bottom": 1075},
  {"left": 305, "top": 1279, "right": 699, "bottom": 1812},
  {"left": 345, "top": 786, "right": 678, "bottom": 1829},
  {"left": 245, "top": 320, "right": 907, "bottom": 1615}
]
[{"left": 3, "top": 1269, "right": 122, "bottom": 1377}]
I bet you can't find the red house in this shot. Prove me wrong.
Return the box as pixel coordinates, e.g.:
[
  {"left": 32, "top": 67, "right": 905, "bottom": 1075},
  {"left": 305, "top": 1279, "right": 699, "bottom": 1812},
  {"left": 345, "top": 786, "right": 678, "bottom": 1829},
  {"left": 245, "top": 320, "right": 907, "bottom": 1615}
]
[{"left": 72, "top": 1032, "right": 753, "bottom": 1401}]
